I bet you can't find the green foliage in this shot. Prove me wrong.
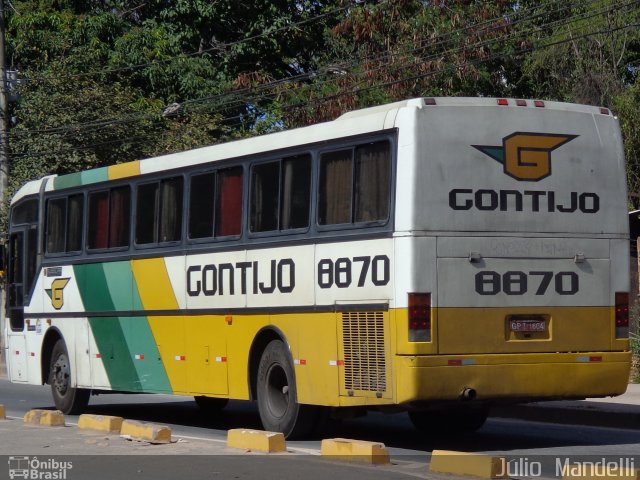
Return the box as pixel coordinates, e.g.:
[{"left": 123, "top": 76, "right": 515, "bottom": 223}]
[
  {"left": 3, "top": 0, "right": 640, "bottom": 217},
  {"left": 519, "top": 0, "right": 639, "bottom": 105},
  {"left": 279, "top": 1, "right": 522, "bottom": 126},
  {"left": 614, "top": 82, "right": 640, "bottom": 208}
]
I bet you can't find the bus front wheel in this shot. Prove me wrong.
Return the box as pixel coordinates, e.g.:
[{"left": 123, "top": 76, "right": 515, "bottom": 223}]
[
  {"left": 49, "top": 339, "right": 90, "bottom": 414},
  {"left": 256, "top": 339, "right": 318, "bottom": 439}
]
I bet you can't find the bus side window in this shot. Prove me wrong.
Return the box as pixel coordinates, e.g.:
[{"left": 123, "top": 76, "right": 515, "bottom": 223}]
[
  {"left": 46, "top": 194, "right": 84, "bottom": 254},
  {"left": 355, "top": 141, "right": 391, "bottom": 223},
  {"left": 250, "top": 155, "right": 311, "bottom": 233},
  {"left": 88, "top": 186, "right": 130, "bottom": 250},
  {"left": 250, "top": 162, "right": 280, "bottom": 232},
  {"left": 88, "top": 191, "right": 110, "bottom": 249},
  {"left": 189, "top": 172, "right": 215, "bottom": 239},
  {"left": 67, "top": 194, "right": 84, "bottom": 251},
  {"left": 318, "top": 141, "right": 391, "bottom": 226},
  {"left": 216, "top": 167, "right": 243, "bottom": 237},
  {"left": 136, "top": 183, "right": 158, "bottom": 244},
  {"left": 159, "top": 177, "right": 183, "bottom": 243},
  {"left": 281, "top": 154, "right": 311, "bottom": 230},
  {"left": 136, "top": 178, "right": 183, "bottom": 245},
  {"left": 319, "top": 149, "right": 353, "bottom": 225},
  {"left": 110, "top": 186, "right": 131, "bottom": 247},
  {"left": 46, "top": 198, "right": 67, "bottom": 254}
]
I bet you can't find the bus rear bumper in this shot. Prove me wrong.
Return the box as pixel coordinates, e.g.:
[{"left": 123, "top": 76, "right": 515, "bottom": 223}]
[{"left": 395, "top": 351, "right": 632, "bottom": 405}]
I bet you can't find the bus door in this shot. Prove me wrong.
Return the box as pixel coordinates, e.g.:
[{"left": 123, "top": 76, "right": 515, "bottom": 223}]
[{"left": 6, "top": 200, "right": 39, "bottom": 383}]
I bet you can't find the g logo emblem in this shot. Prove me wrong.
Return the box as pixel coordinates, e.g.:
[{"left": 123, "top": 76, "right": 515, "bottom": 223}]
[
  {"left": 46, "top": 278, "right": 70, "bottom": 310},
  {"left": 473, "top": 132, "right": 578, "bottom": 181}
]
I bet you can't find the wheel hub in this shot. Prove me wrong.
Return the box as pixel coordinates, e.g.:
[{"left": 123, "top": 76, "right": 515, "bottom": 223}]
[
  {"left": 52, "top": 354, "right": 70, "bottom": 395},
  {"left": 266, "top": 364, "right": 289, "bottom": 418}
]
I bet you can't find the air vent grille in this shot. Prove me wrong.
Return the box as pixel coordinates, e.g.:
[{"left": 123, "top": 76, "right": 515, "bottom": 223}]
[{"left": 342, "top": 311, "right": 387, "bottom": 393}]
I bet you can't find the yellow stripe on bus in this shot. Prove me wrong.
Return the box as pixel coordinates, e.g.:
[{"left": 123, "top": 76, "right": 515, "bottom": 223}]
[
  {"left": 108, "top": 160, "right": 141, "bottom": 180},
  {"left": 131, "top": 258, "right": 179, "bottom": 310},
  {"left": 131, "top": 258, "right": 184, "bottom": 392}
]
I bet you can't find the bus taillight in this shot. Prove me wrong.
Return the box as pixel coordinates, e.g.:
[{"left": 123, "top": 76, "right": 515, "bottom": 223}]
[
  {"left": 615, "top": 292, "right": 629, "bottom": 338},
  {"left": 409, "top": 293, "right": 431, "bottom": 342}
]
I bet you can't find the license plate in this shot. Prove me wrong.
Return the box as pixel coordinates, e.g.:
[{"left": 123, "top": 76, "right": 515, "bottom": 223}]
[{"left": 510, "top": 318, "right": 546, "bottom": 332}]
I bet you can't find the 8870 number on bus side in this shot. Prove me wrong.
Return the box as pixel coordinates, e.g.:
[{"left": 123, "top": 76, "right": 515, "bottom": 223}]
[{"left": 317, "top": 255, "right": 390, "bottom": 289}]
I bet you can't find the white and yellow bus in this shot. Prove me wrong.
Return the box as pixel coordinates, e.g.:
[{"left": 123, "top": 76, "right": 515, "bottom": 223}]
[{"left": 4, "top": 97, "right": 631, "bottom": 438}]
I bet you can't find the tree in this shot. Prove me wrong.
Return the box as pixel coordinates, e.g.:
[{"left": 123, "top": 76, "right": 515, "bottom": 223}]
[
  {"left": 276, "top": 0, "right": 521, "bottom": 127},
  {"left": 4, "top": 0, "right": 339, "bottom": 204},
  {"left": 518, "top": 0, "right": 639, "bottom": 107}
]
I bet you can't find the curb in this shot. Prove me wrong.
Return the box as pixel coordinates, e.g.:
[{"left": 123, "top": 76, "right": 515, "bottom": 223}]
[
  {"left": 491, "top": 403, "right": 640, "bottom": 430},
  {"left": 120, "top": 419, "right": 171, "bottom": 444},
  {"left": 78, "top": 414, "right": 124, "bottom": 434},
  {"left": 429, "top": 450, "right": 507, "bottom": 478},
  {"left": 24, "top": 409, "right": 65, "bottom": 427},
  {"left": 320, "top": 438, "right": 390, "bottom": 465},
  {"left": 226, "top": 429, "right": 286, "bottom": 453}
]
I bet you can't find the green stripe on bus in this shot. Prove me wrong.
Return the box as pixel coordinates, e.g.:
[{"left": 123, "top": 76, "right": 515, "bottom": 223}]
[
  {"left": 75, "top": 263, "right": 171, "bottom": 393},
  {"left": 54, "top": 172, "right": 84, "bottom": 190},
  {"left": 54, "top": 168, "right": 108, "bottom": 190},
  {"left": 100, "top": 262, "right": 170, "bottom": 391},
  {"left": 75, "top": 264, "right": 135, "bottom": 389},
  {"left": 88, "top": 316, "right": 141, "bottom": 391},
  {"left": 117, "top": 316, "right": 172, "bottom": 393},
  {"left": 102, "top": 261, "right": 144, "bottom": 311},
  {"left": 74, "top": 263, "right": 116, "bottom": 312}
]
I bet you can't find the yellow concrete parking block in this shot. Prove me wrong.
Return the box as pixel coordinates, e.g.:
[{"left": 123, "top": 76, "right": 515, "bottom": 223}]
[
  {"left": 23, "top": 409, "right": 65, "bottom": 427},
  {"left": 120, "top": 420, "right": 171, "bottom": 444},
  {"left": 429, "top": 450, "right": 508, "bottom": 479},
  {"left": 320, "top": 438, "right": 390, "bottom": 465},
  {"left": 0, "top": 404, "right": 5, "bottom": 420},
  {"left": 226, "top": 429, "right": 286, "bottom": 453},
  {"left": 78, "top": 414, "right": 124, "bottom": 434},
  {"left": 561, "top": 464, "right": 639, "bottom": 480}
]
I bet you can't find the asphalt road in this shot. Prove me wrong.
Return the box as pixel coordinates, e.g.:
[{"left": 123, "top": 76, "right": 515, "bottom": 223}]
[{"left": 1, "top": 379, "right": 639, "bottom": 479}]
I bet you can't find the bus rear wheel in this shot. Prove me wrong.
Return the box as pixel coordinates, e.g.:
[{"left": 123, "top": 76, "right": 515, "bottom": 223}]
[
  {"left": 408, "top": 406, "right": 489, "bottom": 435},
  {"left": 49, "top": 339, "right": 90, "bottom": 414},
  {"left": 256, "top": 339, "right": 319, "bottom": 439}
]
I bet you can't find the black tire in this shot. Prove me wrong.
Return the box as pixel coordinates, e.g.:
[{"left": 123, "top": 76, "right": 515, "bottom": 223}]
[
  {"left": 194, "top": 396, "right": 229, "bottom": 411},
  {"left": 49, "top": 339, "right": 90, "bottom": 414},
  {"left": 256, "top": 339, "right": 319, "bottom": 439},
  {"left": 408, "top": 405, "right": 489, "bottom": 435}
]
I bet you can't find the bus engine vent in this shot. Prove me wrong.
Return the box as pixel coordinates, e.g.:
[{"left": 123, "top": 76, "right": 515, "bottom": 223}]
[{"left": 341, "top": 311, "right": 387, "bottom": 393}]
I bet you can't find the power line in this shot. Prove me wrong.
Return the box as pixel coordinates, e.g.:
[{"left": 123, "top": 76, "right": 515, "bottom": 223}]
[
  {"left": 9, "top": 0, "right": 624, "bottom": 141},
  {"left": 16, "top": 1, "right": 365, "bottom": 83},
  {"left": 8, "top": 14, "right": 637, "bottom": 161}
]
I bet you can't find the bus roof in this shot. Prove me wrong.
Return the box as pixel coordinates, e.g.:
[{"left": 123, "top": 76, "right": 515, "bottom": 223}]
[{"left": 11, "top": 97, "right": 610, "bottom": 204}]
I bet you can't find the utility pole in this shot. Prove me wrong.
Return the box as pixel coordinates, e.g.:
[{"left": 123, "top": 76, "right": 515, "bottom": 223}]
[
  {"left": 0, "top": 0, "right": 6, "bottom": 372},
  {"left": 0, "top": 0, "right": 7, "bottom": 209}
]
